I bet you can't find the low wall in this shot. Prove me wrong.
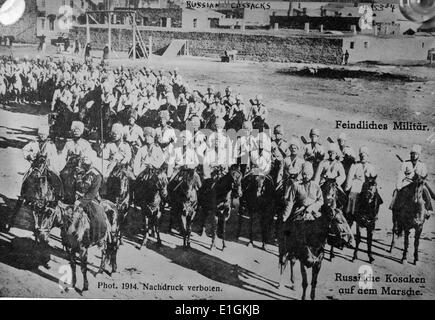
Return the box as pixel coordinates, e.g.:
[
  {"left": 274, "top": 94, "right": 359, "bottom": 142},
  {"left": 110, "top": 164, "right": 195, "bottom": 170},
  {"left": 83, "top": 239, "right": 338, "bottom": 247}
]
[{"left": 71, "top": 27, "right": 343, "bottom": 64}]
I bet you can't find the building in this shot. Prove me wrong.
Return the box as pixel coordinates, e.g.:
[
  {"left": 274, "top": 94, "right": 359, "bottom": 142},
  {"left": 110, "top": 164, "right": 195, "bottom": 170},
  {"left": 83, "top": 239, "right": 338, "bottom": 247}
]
[
  {"left": 342, "top": 34, "right": 435, "bottom": 63},
  {"left": 36, "top": 0, "right": 94, "bottom": 40},
  {"left": 182, "top": 8, "right": 225, "bottom": 30}
]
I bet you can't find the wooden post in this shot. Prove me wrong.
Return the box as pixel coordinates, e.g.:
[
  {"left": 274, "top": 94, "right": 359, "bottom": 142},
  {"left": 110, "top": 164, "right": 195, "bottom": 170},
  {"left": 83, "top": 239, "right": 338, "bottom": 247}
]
[
  {"left": 149, "top": 36, "right": 152, "bottom": 62},
  {"left": 108, "top": 12, "right": 112, "bottom": 53},
  {"left": 132, "top": 13, "right": 136, "bottom": 60},
  {"left": 86, "top": 13, "right": 90, "bottom": 44}
]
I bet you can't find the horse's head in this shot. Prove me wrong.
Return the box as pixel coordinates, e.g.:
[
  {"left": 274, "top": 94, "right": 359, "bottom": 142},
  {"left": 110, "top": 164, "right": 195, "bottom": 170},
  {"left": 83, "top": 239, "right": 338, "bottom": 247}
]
[
  {"left": 322, "top": 178, "right": 338, "bottom": 208},
  {"left": 155, "top": 168, "right": 168, "bottom": 199},
  {"left": 35, "top": 202, "right": 63, "bottom": 244},
  {"left": 229, "top": 165, "right": 243, "bottom": 198},
  {"left": 361, "top": 175, "right": 378, "bottom": 203},
  {"left": 254, "top": 174, "right": 267, "bottom": 198}
]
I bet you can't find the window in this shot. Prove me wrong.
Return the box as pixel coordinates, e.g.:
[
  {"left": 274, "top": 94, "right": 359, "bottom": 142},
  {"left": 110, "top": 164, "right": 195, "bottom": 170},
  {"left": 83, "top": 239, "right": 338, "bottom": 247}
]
[
  {"left": 422, "top": 42, "right": 425, "bottom": 48},
  {"left": 70, "top": 0, "right": 74, "bottom": 8},
  {"left": 364, "top": 41, "right": 369, "bottom": 49},
  {"left": 49, "top": 19, "right": 55, "bottom": 31},
  {"left": 350, "top": 41, "right": 355, "bottom": 49},
  {"left": 41, "top": 0, "right": 45, "bottom": 7},
  {"left": 41, "top": 18, "right": 46, "bottom": 30},
  {"left": 81, "top": 0, "right": 84, "bottom": 8},
  {"left": 193, "top": 18, "right": 197, "bottom": 28},
  {"left": 143, "top": 17, "right": 149, "bottom": 26}
]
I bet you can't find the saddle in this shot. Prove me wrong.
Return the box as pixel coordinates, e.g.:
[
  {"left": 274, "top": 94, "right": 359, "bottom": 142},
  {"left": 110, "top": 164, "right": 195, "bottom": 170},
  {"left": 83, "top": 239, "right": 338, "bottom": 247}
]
[{"left": 80, "top": 199, "right": 110, "bottom": 245}]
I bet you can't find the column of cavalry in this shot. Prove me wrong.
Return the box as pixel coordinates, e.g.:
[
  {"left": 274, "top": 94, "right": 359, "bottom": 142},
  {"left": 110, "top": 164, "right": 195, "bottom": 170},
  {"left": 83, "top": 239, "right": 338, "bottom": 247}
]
[{"left": 1, "top": 56, "right": 433, "bottom": 298}]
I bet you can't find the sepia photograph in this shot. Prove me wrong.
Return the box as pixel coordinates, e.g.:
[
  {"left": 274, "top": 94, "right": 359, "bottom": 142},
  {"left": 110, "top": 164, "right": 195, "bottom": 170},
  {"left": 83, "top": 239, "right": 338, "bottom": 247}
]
[{"left": 0, "top": 0, "right": 434, "bottom": 302}]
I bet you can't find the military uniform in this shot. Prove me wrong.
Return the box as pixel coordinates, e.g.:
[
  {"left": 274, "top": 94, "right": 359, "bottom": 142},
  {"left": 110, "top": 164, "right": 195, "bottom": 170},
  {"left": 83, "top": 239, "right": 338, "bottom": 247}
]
[
  {"left": 133, "top": 144, "right": 165, "bottom": 177},
  {"left": 303, "top": 141, "right": 326, "bottom": 174},
  {"left": 283, "top": 179, "right": 323, "bottom": 223}
]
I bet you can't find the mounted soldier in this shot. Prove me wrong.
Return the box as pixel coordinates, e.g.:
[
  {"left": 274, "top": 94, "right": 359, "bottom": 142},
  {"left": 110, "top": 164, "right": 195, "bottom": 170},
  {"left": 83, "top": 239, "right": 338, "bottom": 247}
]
[
  {"left": 390, "top": 144, "right": 433, "bottom": 217},
  {"left": 51, "top": 79, "right": 74, "bottom": 137},
  {"left": 227, "top": 94, "right": 249, "bottom": 130},
  {"left": 249, "top": 94, "right": 269, "bottom": 131},
  {"left": 270, "top": 125, "right": 289, "bottom": 186},
  {"left": 303, "top": 128, "right": 326, "bottom": 175},
  {"left": 283, "top": 137, "right": 306, "bottom": 183},
  {"left": 124, "top": 110, "right": 144, "bottom": 157},
  {"left": 314, "top": 143, "right": 347, "bottom": 209},
  {"left": 234, "top": 121, "right": 256, "bottom": 176},
  {"left": 101, "top": 123, "right": 132, "bottom": 179},
  {"left": 336, "top": 132, "right": 356, "bottom": 180},
  {"left": 155, "top": 109, "right": 177, "bottom": 166},
  {"left": 344, "top": 146, "right": 378, "bottom": 225},
  {"left": 133, "top": 127, "right": 165, "bottom": 178}
]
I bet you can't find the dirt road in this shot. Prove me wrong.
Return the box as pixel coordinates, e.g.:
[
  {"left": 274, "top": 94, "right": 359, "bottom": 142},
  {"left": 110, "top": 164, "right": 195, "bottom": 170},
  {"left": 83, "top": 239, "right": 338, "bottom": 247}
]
[{"left": 0, "top": 48, "right": 434, "bottom": 300}]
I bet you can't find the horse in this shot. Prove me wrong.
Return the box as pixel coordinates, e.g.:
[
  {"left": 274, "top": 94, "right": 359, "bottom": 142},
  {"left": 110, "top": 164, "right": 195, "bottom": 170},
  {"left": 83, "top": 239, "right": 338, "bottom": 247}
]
[
  {"left": 10, "top": 154, "right": 63, "bottom": 241},
  {"left": 320, "top": 178, "right": 349, "bottom": 260},
  {"left": 101, "top": 163, "right": 130, "bottom": 245},
  {"left": 37, "top": 200, "right": 119, "bottom": 292},
  {"left": 133, "top": 167, "right": 168, "bottom": 249},
  {"left": 389, "top": 173, "right": 430, "bottom": 264},
  {"left": 198, "top": 165, "right": 243, "bottom": 250},
  {"left": 238, "top": 172, "right": 276, "bottom": 249},
  {"left": 352, "top": 176, "right": 383, "bottom": 263},
  {"left": 278, "top": 184, "right": 351, "bottom": 300},
  {"left": 168, "top": 168, "right": 201, "bottom": 249},
  {"left": 60, "top": 154, "right": 84, "bottom": 204}
]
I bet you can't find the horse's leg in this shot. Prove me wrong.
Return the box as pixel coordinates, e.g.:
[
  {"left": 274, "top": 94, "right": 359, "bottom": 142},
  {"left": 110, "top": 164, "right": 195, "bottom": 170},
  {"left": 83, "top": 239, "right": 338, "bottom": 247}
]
[
  {"left": 211, "top": 214, "right": 218, "bottom": 250},
  {"left": 139, "top": 210, "right": 149, "bottom": 250},
  {"left": 248, "top": 210, "right": 254, "bottom": 247},
  {"left": 401, "top": 230, "right": 410, "bottom": 263},
  {"left": 180, "top": 214, "right": 187, "bottom": 248},
  {"left": 69, "top": 250, "right": 77, "bottom": 290},
  {"left": 414, "top": 226, "right": 422, "bottom": 264},
  {"left": 290, "top": 258, "right": 295, "bottom": 289},
  {"left": 310, "top": 260, "right": 322, "bottom": 300},
  {"left": 81, "top": 249, "right": 89, "bottom": 292},
  {"left": 367, "top": 229, "right": 374, "bottom": 263},
  {"left": 168, "top": 208, "right": 174, "bottom": 234},
  {"left": 155, "top": 210, "right": 162, "bottom": 247},
  {"left": 353, "top": 224, "right": 361, "bottom": 261},
  {"left": 300, "top": 261, "right": 308, "bottom": 300},
  {"left": 260, "top": 210, "right": 268, "bottom": 250},
  {"left": 186, "top": 214, "right": 193, "bottom": 248},
  {"left": 389, "top": 220, "right": 396, "bottom": 253},
  {"left": 98, "top": 244, "right": 106, "bottom": 274},
  {"left": 222, "top": 217, "right": 227, "bottom": 250}
]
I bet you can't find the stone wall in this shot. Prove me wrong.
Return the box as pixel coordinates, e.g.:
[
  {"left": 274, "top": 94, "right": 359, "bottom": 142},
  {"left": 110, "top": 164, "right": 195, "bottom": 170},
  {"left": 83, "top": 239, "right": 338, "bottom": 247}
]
[
  {"left": 72, "top": 27, "right": 343, "bottom": 64},
  {"left": 0, "top": 0, "right": 38, "bottom": 43}
]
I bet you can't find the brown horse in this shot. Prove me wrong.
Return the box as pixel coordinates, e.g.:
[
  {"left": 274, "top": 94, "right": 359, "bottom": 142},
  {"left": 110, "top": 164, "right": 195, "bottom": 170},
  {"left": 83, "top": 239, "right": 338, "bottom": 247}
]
[
  {"left": 238, "top": 173, "right": 275, "bottom": 249},
  {"left": 198, "top": 165, "right": 243, "bottom": 250},
  {"left": 10, "top": 154, "right": 63, "bottom": 242},
  {"left": 278, "top": 186, "right": 351, "bottom": 300},
  {"left": 320, "top": 178, "right": 349, "bottom": 260},
  {"left": 37, "top": 200, "right": 118, "bottom": 292},
  {"left": 168, "top": 168, "right": 201, "bottom": 249},
  {"left": 133, "top": 167, "right": 168, "bottom": 249},
  {"left": 389, "top": 174, "right": 430, "bottom": 264},
  {"left": 101, "top": 163, "right": 130, "bottom": 245},
  {"left": 352, "top": 176, "right": 383, "bottom": 263}
]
